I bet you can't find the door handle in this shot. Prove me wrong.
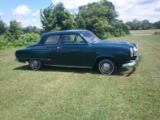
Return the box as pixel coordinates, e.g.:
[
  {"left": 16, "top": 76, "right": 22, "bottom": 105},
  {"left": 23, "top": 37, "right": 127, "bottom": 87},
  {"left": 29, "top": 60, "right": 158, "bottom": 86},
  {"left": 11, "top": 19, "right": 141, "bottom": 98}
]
[{"left": 57, "top": 47, "right": 61, "bottom": 52}]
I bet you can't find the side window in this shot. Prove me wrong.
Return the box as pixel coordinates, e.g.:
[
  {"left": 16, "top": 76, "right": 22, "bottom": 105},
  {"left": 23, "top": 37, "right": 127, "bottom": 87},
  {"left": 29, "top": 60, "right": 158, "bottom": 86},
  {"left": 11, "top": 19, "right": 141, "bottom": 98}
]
[
  {"left": 61, "top": 35, "right": 76, "bottom": 44},
  {"left": 45, "top": 35, "right": 60, "bottom": 44},
  {"left": 60, "top": 34, "right": 85, "bottom": 44},
  {"left": 76, "top": 35, "right": 85, "bottom": 44}
]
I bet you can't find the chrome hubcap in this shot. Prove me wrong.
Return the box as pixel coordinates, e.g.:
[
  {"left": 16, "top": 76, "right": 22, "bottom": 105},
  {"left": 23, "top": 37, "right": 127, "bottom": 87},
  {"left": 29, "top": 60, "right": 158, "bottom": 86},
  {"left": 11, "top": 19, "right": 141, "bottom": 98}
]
[
  {"left": 29, "top": 60, "right": 41, "bottom": 70},
  {"left": 99, "top": 59, "right": 115, "bottom": 75},
  {"left": 32, "top": 60, "right": 38, "bottom": 67},
  {"left": 102, "top": 63, "right": 111, "bottom": 72}
]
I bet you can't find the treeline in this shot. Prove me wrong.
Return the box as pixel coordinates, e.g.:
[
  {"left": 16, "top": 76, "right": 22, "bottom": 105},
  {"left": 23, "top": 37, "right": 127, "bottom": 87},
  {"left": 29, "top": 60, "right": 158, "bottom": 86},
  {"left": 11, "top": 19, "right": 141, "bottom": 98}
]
[
  {"left": 40, "top": 0, "right": 130, "bottom": 38},
  {"left": 126, "top": 19, "right": 160, "bottom": 30},
  {"left": 0, "top": 0, "right": 130, "bottom": 49},
  {"left": 0, "top": 0, "right": 160, "bottom": 49}
]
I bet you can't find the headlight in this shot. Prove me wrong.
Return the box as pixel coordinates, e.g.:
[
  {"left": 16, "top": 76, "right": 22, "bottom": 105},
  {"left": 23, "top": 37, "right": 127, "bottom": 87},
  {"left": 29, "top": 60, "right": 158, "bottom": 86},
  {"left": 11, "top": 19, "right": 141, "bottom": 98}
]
[
  {"left": 134, "top": 44, "right": 138, "bottom": 51},
  {"left": 133, "top": 46, "right": 138, "bottom": 52},
  {"left": 130, "top": 48, "right": 134, "bottom": 57}
]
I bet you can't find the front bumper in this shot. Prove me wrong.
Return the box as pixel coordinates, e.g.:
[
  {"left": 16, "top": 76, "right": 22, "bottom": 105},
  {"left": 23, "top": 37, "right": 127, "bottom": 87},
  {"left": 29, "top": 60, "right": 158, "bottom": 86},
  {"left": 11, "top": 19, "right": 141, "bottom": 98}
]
[{"left": 122, "top": 55, "right": 141, "bottom": 68}]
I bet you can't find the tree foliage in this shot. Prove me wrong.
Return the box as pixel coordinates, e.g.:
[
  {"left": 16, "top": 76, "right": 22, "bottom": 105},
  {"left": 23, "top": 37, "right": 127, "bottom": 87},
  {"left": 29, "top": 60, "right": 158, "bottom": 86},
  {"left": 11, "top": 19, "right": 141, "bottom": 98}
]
[
  {"left": 153, "top": 20, "right": 160, "bottom": 29},
  {"left": 75, "top": 0, "right": 129, "bottom": 38},
  {"left": 0, "top": 32, "right": 39, "bottom": 49},
  {"left": 126, "top": 19, "right": 153, "bottom": 30},
  {"left": 0, "top": 20, "right": 40, "bottom": 49},
  {"left": 40, "top": 2, "right": 76, "bottom": 32},
  {"left": 39, "top": 1, "right": 160, "bottom": 38},
  {"left": 0, "top": 1, "right": 160, "bottom": 49},
  {"left": 23, "top": 25, "right": 40, "bottom": 34},
  {"left": 8, "top": 20, "right": 23, "bottom": 39},
  {"left": 14, "top": 33, "right": 39, "bottom": 47},
  {"left": 0, "top": 17, "right": 6, "bottom": 35}
]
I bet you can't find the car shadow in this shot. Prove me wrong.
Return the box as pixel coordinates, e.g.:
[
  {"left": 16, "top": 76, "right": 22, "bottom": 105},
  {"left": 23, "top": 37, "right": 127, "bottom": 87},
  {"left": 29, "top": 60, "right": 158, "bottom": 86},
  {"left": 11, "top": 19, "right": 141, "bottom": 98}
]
[
  {"left": 13, "top": 65, "right": 92, "bottom": 74},
  {"left": 114, "top": 67, "right": 136, "bottom": 77},
  {"left": 13, "top": 65, "right": 136, "bottom": 76},
  {"left": 13, "top": 65, "right": 30, "bottom": 70}
]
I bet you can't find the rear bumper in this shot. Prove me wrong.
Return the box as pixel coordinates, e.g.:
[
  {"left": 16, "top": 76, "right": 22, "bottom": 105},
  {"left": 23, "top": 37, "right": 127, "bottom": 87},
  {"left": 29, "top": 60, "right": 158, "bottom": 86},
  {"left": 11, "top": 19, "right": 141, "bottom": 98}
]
[
  {"left": 122, "top": 55, "right": 141, "bottom": 68},
  {"left": 14, "top": 58, "right": 26, "bottom": 63}
]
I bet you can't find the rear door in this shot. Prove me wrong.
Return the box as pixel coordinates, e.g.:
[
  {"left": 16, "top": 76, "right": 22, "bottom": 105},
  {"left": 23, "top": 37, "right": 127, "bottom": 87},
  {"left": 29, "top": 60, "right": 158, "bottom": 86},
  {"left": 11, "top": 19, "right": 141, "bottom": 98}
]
[{"left": 44, "top": 35, "right": 60, "bottom": 64}]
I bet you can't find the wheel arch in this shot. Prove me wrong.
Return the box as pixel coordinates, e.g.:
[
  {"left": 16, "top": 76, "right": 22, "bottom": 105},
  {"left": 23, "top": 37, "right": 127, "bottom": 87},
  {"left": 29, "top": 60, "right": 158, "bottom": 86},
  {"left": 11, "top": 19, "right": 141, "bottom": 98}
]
[{"left": 92, "top": 56, "right": 119, "bottom": 69}]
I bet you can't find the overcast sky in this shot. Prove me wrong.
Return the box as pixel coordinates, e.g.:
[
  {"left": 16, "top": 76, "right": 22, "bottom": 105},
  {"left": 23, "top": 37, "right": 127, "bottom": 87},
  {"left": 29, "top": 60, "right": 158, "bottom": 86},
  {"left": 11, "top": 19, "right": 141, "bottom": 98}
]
[{"left": 0, "top": 0, "right": 160, "bottom": 28}]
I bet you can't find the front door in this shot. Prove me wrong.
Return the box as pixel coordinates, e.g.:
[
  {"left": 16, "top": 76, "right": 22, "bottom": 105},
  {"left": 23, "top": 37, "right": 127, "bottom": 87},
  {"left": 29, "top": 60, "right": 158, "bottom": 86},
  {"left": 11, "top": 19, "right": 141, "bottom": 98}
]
[{"left": 53, "top": 34, "right": 91, "bottom": 67}]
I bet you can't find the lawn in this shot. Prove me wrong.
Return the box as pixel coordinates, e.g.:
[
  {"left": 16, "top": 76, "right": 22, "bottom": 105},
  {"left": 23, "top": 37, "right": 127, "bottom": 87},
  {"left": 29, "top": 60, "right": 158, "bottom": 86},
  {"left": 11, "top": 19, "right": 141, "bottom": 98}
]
[{"left": 0, "top": 30, "right": 160, "bottom": 120}]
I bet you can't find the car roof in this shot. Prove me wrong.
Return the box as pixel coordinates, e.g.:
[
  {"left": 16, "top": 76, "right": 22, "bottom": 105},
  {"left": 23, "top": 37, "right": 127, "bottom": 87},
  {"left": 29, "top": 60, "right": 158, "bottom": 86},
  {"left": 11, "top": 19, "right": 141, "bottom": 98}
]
[{"left": 42, "top": 30, "right": 89, "bottom": 36}]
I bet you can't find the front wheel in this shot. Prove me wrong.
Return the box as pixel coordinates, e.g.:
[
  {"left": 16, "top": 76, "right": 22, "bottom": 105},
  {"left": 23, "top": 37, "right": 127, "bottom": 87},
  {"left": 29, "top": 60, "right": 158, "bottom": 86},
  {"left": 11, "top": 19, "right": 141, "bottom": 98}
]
[
  {"left": 29, "top": 60, "right": 42, "bottom": 70},
  {"left": 98, "top": 59, "right": 117, "bottom": 75}
]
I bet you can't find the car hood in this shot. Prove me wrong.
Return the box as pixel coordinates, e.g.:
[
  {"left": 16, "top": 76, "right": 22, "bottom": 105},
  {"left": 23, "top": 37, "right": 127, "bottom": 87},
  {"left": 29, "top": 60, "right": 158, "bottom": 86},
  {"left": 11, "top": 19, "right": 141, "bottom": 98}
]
[{"left": 92, "top": 40, "right": 134, "bottom": 48}]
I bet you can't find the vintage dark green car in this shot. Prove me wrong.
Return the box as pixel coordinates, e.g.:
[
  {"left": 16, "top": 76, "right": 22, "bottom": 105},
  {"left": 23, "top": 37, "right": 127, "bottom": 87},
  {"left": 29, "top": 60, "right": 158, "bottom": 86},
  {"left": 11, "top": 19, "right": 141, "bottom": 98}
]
[{"left": 15, "top": 30, "right": 140, "bottom": 75}]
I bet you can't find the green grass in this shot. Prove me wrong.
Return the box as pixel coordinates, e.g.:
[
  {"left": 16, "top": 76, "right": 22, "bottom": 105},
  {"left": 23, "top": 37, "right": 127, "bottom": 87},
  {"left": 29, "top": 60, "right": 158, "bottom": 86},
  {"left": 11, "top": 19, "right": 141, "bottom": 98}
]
[
  {"left": 0, "top": 30, "right": 160, "bottom": 120},
  {"left": 130, "top": 29, "right": 160, "bottom": 36}
]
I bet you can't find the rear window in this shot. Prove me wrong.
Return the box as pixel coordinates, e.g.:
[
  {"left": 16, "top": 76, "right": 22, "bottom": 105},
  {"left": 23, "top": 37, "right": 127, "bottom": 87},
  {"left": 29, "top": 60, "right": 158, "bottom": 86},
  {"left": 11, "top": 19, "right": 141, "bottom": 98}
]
[{"left": 45, "top": 35, "right": 60, "bottom": 44}]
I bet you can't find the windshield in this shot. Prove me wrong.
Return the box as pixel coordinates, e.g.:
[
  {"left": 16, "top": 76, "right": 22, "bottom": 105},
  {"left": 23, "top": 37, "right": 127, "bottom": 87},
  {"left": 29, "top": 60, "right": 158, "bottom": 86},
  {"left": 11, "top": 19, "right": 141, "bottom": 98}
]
[{"left": 81, "top": 31, "right": 100, "bottom": 43}]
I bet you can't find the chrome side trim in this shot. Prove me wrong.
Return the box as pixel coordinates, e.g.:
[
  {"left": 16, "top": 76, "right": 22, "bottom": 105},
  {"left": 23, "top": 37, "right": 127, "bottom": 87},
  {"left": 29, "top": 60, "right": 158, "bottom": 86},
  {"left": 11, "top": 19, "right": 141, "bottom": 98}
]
[
  {"left": 29, "top": 58, "right": 51, "bottom": 61},
  {"left": 122, "top": 55, "right": 141, "bottom": 68},
  {"left": 15, "top": 58, "right": 50, "bottom": 61},
  {"left": 44, "top": 64, "right": 92, "bottom": 69}
]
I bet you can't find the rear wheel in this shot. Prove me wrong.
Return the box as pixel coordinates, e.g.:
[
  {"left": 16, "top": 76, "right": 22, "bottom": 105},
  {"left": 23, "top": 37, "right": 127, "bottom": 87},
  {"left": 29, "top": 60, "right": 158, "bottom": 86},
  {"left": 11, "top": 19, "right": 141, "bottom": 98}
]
[
  {"left": 98, "top": 59, "right": 117, "bottom": 75},
  {"left": 29, "top": 60, "right": 42, "bottom": 70}
]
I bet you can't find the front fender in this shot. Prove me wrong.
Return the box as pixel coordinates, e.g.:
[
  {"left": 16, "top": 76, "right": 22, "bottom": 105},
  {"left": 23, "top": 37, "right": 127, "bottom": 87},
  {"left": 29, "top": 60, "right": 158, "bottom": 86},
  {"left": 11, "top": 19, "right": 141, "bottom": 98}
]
[{"left": 91, "top": 48, "right": 131, "bottom": 67}]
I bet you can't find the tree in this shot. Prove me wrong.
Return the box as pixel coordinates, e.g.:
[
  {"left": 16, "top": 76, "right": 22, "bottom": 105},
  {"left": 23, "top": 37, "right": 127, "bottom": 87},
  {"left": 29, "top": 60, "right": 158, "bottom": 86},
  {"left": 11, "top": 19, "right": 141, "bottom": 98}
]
[
  {"left": 8, "top": 20, "right": 23, "bottom": 39},
  {"left": 111, "top": 20, "right": 130, "bottom": 36},
  {"left": 40, "top": 3, "right": 77, "bottom": 32},
  {"left": 153, "top": 20, "right": 160, "bottom": 29},
  {"left": 23, "top": 25, "right": 40, "bottom": 34},
  {"left": 2, "top": 20, "right": 23, "bottom": 45},
  {"left": 0, "top": 17, "right": 6, "bottom": 35},
  {"left": 76, "top": 0, "right": 129, "bottom": 38},
  {"left": 125, "top": 19, "right": 153, "bottom": 30},
  {"left": 141, "top": 20, "right": 152, "bottom": 30}
]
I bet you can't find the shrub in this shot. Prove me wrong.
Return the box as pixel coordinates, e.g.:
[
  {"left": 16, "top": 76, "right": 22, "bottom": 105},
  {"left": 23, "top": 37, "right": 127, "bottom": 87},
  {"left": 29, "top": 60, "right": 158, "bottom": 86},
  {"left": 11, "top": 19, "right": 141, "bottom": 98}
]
[
  {"left": 0, "top": 35, "right": 7, "bottom": 49},
  {"left": 0, "top": 33, "right": 40, "bottom": 48},
  {"left": 153, "top": 32, "right": 160, "bottom": 35},
  {"left": 15, "top": 33, "right": 39, "bottom": 47}
]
